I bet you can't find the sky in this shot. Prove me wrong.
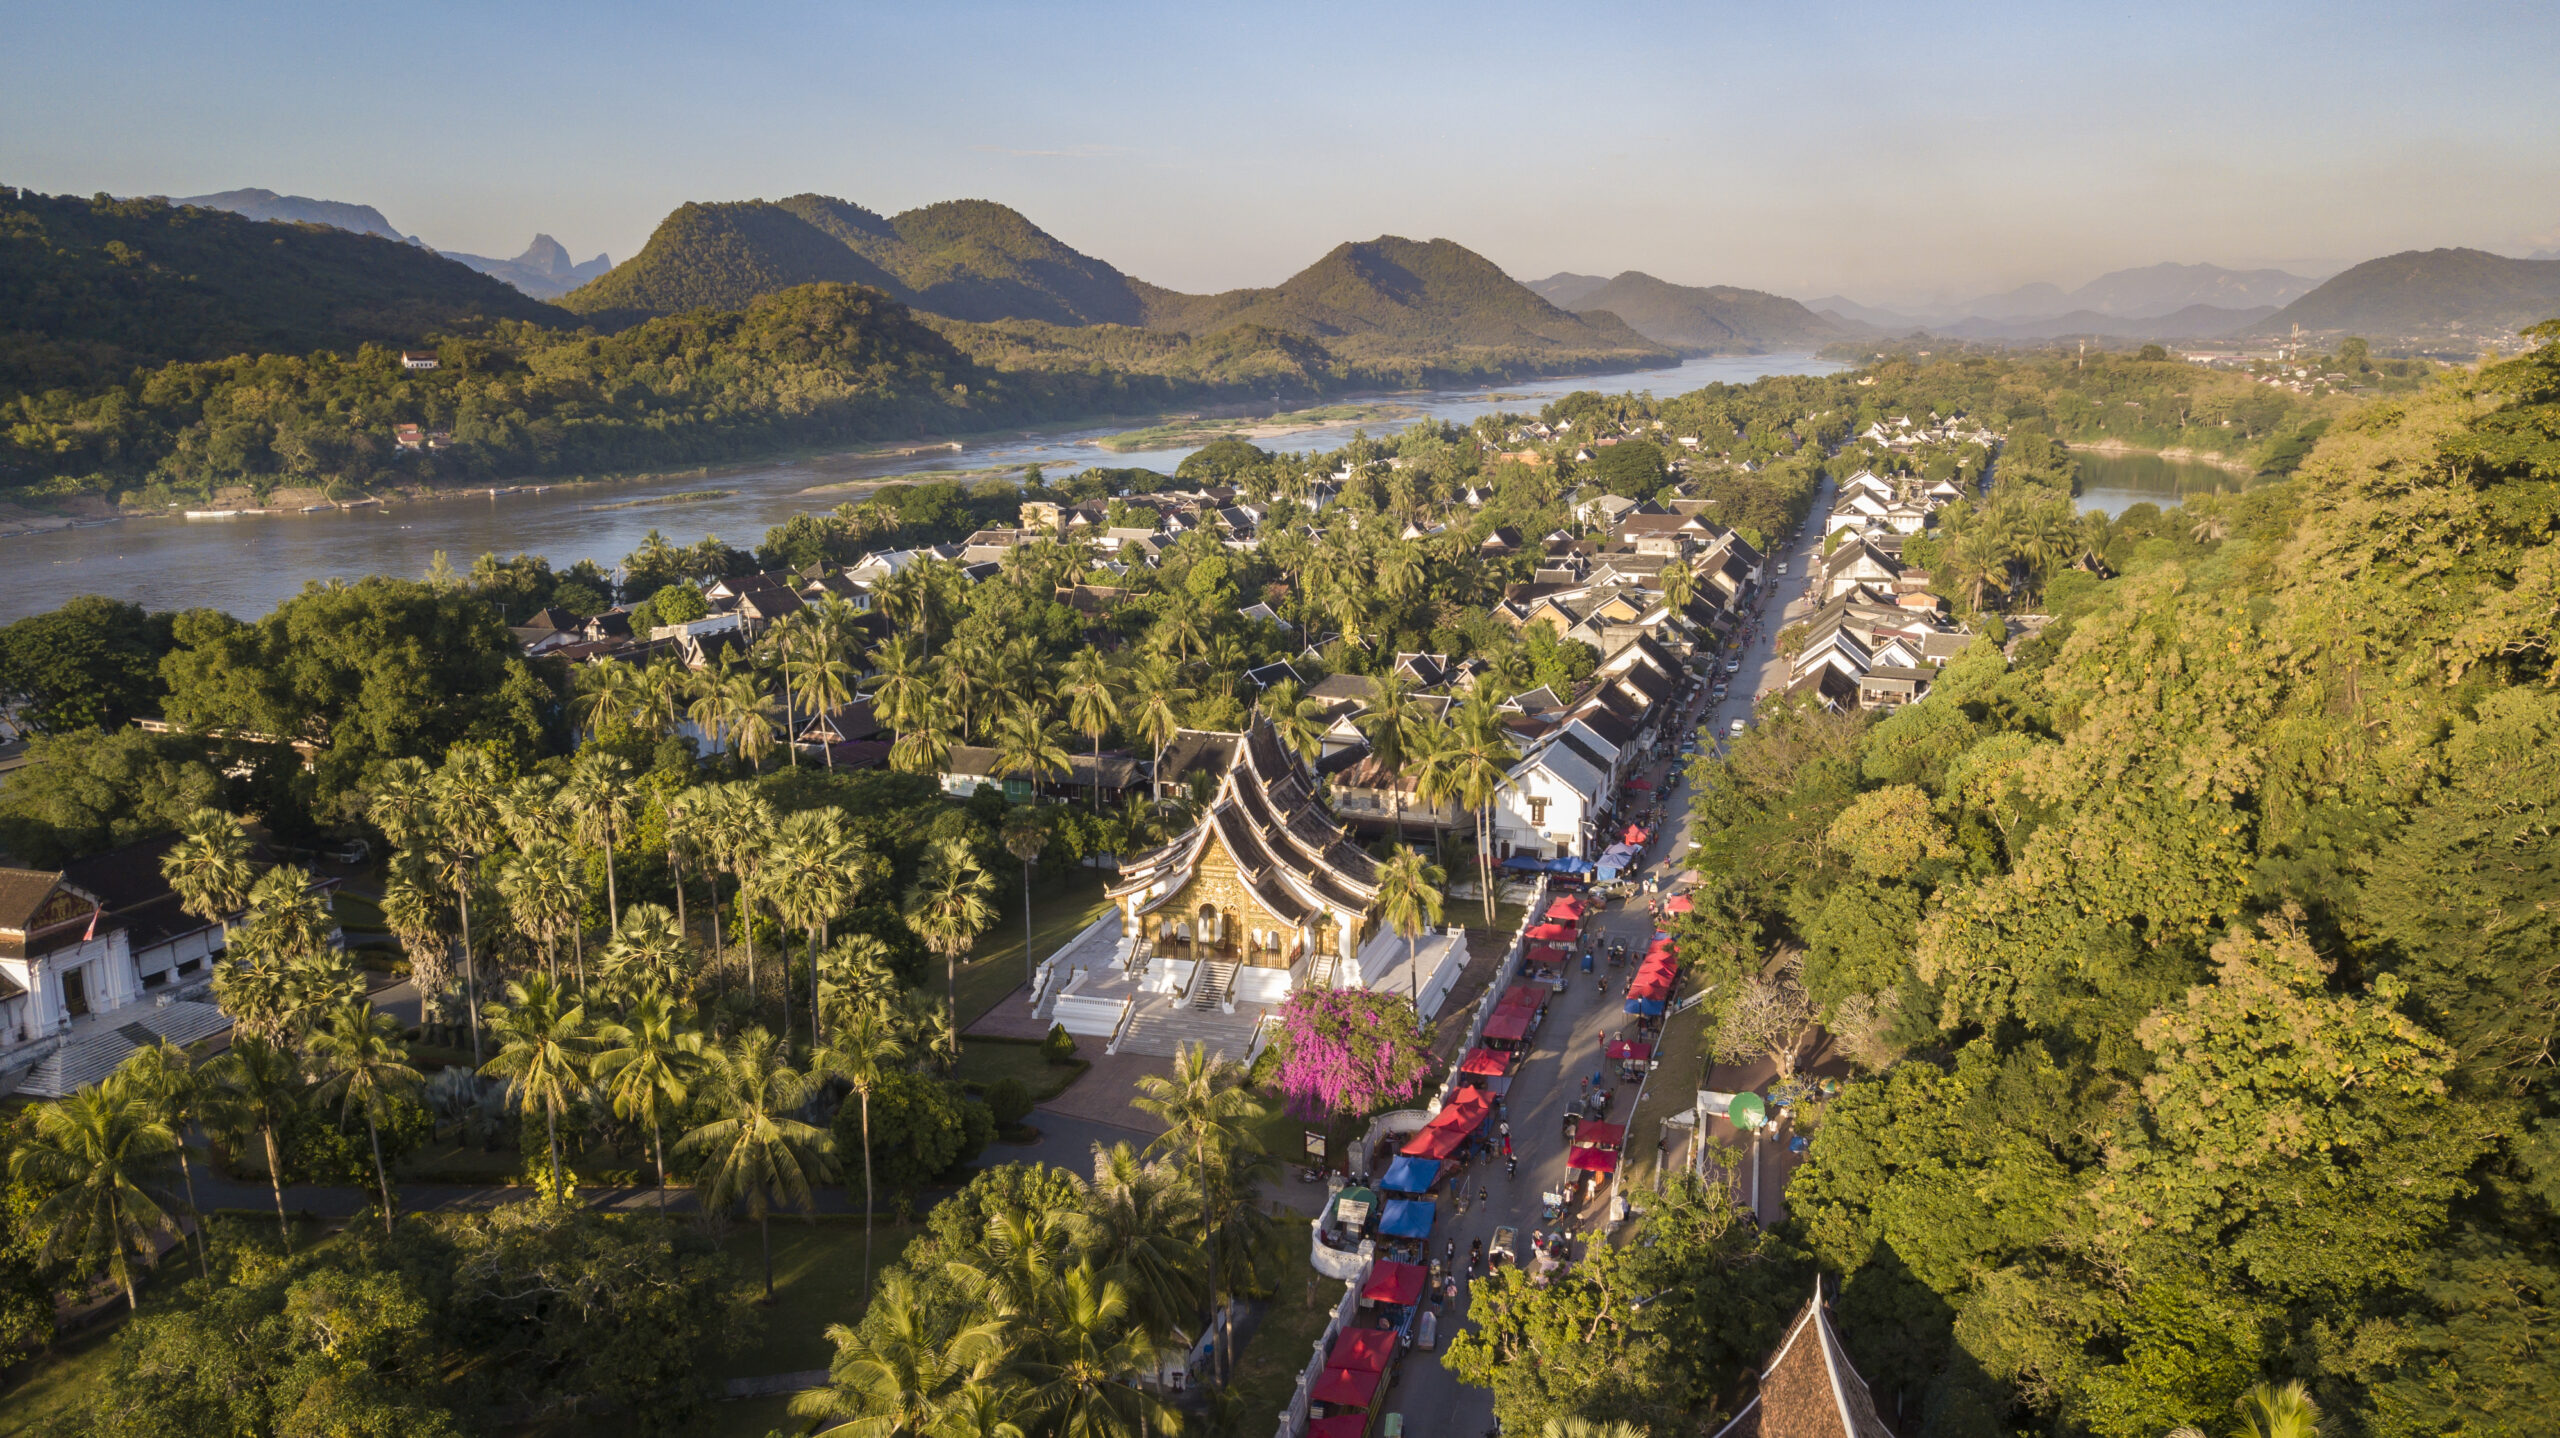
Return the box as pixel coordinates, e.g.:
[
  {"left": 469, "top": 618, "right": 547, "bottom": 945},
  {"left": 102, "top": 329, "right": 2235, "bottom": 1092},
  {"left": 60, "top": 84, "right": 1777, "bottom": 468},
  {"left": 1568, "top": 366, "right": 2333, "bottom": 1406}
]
[{"left": 6, "top": 0, "right": 2558, "bottom": 307}]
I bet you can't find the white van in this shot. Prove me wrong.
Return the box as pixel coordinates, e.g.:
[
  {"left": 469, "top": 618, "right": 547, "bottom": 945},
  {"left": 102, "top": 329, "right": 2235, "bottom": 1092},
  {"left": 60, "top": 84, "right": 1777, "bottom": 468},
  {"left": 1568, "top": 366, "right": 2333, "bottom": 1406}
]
[{"left": 1776, "top": 562, "right": 1788, "bottom": 576}]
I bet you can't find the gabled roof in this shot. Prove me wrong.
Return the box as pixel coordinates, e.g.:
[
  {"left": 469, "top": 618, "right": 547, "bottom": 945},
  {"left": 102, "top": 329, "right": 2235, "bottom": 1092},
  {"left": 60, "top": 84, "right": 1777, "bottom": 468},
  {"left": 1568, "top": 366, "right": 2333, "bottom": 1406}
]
[
  {"left": 1107, "top": 718, "right": 1381, "bottom": 925},
  {"left": 1709, "top": 1283, "right": 1896, "bottom": 1438}
]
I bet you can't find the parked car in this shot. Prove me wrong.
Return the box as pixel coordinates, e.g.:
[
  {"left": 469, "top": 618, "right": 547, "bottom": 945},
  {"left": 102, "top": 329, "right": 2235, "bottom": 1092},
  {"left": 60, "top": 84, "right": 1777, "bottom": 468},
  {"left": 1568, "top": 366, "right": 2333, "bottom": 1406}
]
[
  {"left": 1776, "top": 562, "right": 1788, "bottom": 575},
  {"left": 1725, "top": 659, "right": 1741, "bottom": 674},
  {"left": 333, "top": 837, "right": 370, "bottom": 865},
  {"left": 1729, "top": 718, "right": 1747, "bottom": 736}
]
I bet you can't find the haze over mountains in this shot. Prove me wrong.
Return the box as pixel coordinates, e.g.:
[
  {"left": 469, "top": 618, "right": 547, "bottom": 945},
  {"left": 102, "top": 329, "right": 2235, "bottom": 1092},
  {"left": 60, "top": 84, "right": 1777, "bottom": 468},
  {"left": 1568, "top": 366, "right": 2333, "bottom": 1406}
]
[
  {"left": 1799, "top": 261, "right": 2323, "bottom": 340},
  {"left": 440, "top": 235, "right": 613, "bottom": 300},
  {"left": 1524, "top": 272, "right": 1847, "bottom": 355},
  {"left": 172, "top": 188, "right": 608, "bottom": 301}
]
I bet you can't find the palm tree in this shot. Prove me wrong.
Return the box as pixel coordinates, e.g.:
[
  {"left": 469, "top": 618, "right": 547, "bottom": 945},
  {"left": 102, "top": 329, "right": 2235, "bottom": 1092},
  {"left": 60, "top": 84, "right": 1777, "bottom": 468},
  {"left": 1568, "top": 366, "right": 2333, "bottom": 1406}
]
[
  {"left": 1258, "top": 679, "right": 1326, "bottom": 764},
  {"left": 1132, "top": 1040, "right": 1269, "bottom": 1381},
  {"left": 381, "top": 864, "right": 457, "bottom": 1033},
  {"left": 499, "top": 840, "right": 584, "bottom": 986},
  {"left": 791, "top": 1270, "right": 1008, "bottom": 1438},
  {"left": 479, "top": 975, "right": 595, "bottom": 1198},
  {"left": 1418, "top": 695, "right": 1517, "bottom": 925},
  {"left": 904, "top": 836, "right": 997, "bottom": 1034},
  {"left": 1014, "top": 1262, "right": 1177, "bottom": 1438},
  {"left": 1541, "top": 1420, "right": 1649, "bottom": 1438},
  {"left": 111, "top": 1043, "right": 207, "bottom": 1278},
  {"left": 570, "top": 659, "right": 643, "bottom": 737},
  {"left": 203, "top": 1034, "right": 304, "bottom": 1245},
  {"left": 1125, "top": 656, "right": 1190, "bottom": 802},
  {"left": 1660, "top": 556, "right": 1697, "bottom": 615},
  {"left": 493, "top": 771, "right": 564, "bottom": 856},
  {"left": 9, "top": 1081, "right": 179, "bottom": 1310},
  {"left": 939, "top": 640, "right": 989, "bottom": 742},
  {"left": 890, "top": 710, "right": 957, "bottom": 777},
  {"left": 161, "top": 807, "right": 255, "bottom": 928},
  {"left": 425, "top": 747, "right": 507, "bottom": 1064},
  {"left": 816, "top": 999, "right": 905, "bottom": 1294},
  {"left": 929, "top": 1378, "right": 1028, "bottom": 1438},
  {"left": 1001, "top": 807, "right": 1050, "bottom": 991},
  {"left": 1374, "top": 845, "right": 1446, "bottom": 1011},
  {"left": 992, "top": 701, "right": 1072, "bottom": 804},
  {"left": 601, "top": 901, "right": 692, "bottom": 1002},
  {"left": 868, "top": 635, "right": 933, "bottom": 743},
  {"left": 592, "top": 993, "right": 705, "bottom": 1210},
  {"left": 766, "top": 808, "right": 865, "bottom": 1045},
  {"left": 1080, "top": 1141, "right": 1209, "bottom": 1353},
  {"left": 560, "top": 749, "right": 637, "bottom": 936},
  {"left": 1355, "top": 670, "right": 1428, "bottom": 842},
  {"left": 2233, "top": 1381, "right": 2319, "bottom": 1438},
  {"left": 699, "top": 783, "right": 776, "bottom": 1001},
  {"left": 640, "top": 657, "right": 693, "bottom": 739},
  {"left": 1058, "top": 646, "right": 1120, "bottom": 812},
  {"left": 678, "top": 1027, "right": 837, "bottom": 1298},
  {"left": 305, "top": 1000, "right": 424, "bottom": 1234},
  {"left": 789, "top": 599, "right": 862, "bottom": 769}
]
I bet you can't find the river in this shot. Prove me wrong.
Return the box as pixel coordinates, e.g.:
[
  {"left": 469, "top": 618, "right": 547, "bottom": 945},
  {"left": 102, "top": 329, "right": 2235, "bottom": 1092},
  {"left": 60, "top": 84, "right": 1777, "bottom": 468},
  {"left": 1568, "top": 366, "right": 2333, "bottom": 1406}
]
[
  {"left": 4, "top": 353, "right": 1841, "bottom": 623},
  {"left": 2073, "top": 449, "right": 2251, "bottom": 517}
]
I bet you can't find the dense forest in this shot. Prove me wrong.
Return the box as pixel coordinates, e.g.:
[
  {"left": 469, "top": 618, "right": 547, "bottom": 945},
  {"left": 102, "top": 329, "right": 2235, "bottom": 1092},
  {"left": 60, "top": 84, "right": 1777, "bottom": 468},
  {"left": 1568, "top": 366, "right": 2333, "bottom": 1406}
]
[{"left": 0, "top": 188, "right": 564, "bottom": 396}]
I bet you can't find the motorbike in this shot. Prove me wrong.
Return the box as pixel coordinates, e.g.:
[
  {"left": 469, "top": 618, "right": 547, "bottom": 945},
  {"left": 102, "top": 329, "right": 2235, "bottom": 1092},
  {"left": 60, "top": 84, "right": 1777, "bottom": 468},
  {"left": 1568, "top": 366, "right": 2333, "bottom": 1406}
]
[{"left": 1506, "top": 1154, "right": 1519, "bottom": 1179}]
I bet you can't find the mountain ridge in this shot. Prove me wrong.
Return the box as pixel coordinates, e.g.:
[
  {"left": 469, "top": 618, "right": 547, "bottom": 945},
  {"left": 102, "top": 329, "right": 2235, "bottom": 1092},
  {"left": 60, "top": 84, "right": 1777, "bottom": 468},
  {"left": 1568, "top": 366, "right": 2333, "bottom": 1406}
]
[
  {"left": 1530, "top": 270, "right": 1847, "bottom": 353},
  {"left": 442, "top": 234, "right": 612, "bottom": 300},
  {"left": 174, "top": 187, "right": 410, "bottom": 242},
  {"left": 2252, "top": 248, "right": 2560, "bottom": 339}
]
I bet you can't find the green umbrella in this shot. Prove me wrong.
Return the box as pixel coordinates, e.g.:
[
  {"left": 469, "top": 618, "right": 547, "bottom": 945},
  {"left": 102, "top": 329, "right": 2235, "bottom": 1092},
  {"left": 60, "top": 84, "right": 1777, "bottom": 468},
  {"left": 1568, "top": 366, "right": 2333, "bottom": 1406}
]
[{"left": 1728, "top": 1092, "right": 1767, "bottom": 1131}]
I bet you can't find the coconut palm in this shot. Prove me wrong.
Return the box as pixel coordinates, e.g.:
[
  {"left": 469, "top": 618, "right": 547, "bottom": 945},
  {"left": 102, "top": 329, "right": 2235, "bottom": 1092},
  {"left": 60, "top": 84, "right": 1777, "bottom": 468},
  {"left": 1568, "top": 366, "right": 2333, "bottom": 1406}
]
[
  {"left": 1058, "top": 645, "right": 1120, "bottom": 811},
  {"left": 479, "top": 975, "right": 595, "bottom": 1198},
  {"left": 570, "top": 659, "right": 642, "bottom": 737},
  {"left": 2233, "top": 1381, "right": 2319, "bottom": 1438},
  {"left": 1132, "top": 1040, "right": 1268, "bottom": 1381},
  {"left": 592, "top": 992, "right": 705, "bottom": 1210},
  {"left": 9, "top": 1080, "right": 180, "bottom": 1310},
  {"left": 1125, "top": 656, "right": 1191, "bottom": 802},
  {"left": 677, "top": 1027, "right": 836, "bottom": 1298},
  {"left": 787, "top": 600, "right": 861, "bottom": 768},
  {"left": 639, "top": 657, "right": 693, "bottom": 739},
  {"left": 904, "top": 836, "right": 997, "bottom": 1034},
  {"left": 868, "top": 635, "right": 933, "bottom": 742},
  {"left": 1080, "top": 1141, "right": 1209, "bottom": 1352},
  {"left": 112, "top": 1043, "right": 208, "bottom": 1278},
  {"left": 560, "top": 748, "right": 637, "bottom": 935},
  {"left": 815, "top": 998, "right": 906, "bottom": 1294},
  {"left": 1257, "top": 679, "right": 1327, "bottom": 764},
  {"left": 161, "top": 807, "right": 255, "bottom": 928},
  {"left": 992, "top": 701, "right": 1072, "bottom": 803},
  {"left": 305, "top": 1000, "right": 424, "bottom": 1234},
  {"left": 938, "top": 640, "right": 990, "bottom": 742},
  {"left": 890, "top": 710, "right": 957, "bottom": 777},
  {"left": 203, "top": 1034, "right": 304, "bottom": 1245},
  {"left": 1355, "top": 670, "right": 1430, "bottom": 841},
  {"left": 1012, "top": 1262, "right": 1176, "bottom": 1438},
  {"left": 790, "top": 1269, "right": 1009, "bottom": 1438},
  {"left": 1374, "top": 844, "right": 1448, "bottom": 1010},
  {"left": 698, "top": 783, "right": 776, "bottom": 1000},
  {"left": 766, "top": 808, "right": 867, "bottom": 1044},
  {"left": 1418, "top": 694, "right": 1517, "bottom": 924},
  {"left": 1660, "top": 556, "right": 1697, "bottom": 615}
]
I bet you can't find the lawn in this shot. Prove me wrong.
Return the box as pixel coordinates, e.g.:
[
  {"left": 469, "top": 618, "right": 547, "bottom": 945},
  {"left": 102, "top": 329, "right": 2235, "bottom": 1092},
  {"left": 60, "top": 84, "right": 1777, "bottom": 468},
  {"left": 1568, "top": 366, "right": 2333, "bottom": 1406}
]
[
  {"left": 1622, "top": 974, "right": 1710, "bottom": 1193},
  {"left": 952, "top": 868, "right": 1111, "bottom": 1029},
  {"left": 1212, "top": 1211, "right": 1335, "bottom": 1438},
  {"left": 332, "top": 888, "right": 390, "bottom": 936},
  {"left": 951, "top": 1037, "right": 1088, "bottom": 1103},
  {"left": 717, "top": 1217, "right": 921, "bottom": 1375}
]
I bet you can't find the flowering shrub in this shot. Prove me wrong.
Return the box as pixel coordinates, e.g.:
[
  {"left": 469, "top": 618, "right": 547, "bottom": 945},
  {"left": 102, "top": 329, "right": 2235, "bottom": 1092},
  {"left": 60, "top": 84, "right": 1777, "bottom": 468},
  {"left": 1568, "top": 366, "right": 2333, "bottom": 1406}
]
[{"left": 1271, "top": 987, "right": 1436, "bottom": 1119}]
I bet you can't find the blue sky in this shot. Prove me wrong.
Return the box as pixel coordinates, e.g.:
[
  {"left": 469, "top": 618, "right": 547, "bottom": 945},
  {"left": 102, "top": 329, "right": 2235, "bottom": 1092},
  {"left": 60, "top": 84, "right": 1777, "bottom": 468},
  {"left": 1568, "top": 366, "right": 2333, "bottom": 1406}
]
[{"left": 6, "top": 0, "right": 2556, "bottom": 304}]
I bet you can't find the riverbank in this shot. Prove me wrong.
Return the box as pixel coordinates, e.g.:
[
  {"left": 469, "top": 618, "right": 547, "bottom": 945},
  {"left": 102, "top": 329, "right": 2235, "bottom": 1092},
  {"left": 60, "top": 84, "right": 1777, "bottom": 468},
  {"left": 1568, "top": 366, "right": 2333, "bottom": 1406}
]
[
  {"left": 2066, "top": 436, "right": 2256, "bottom": 475},
  {"left": 1093, "top": 400, "right": 1423, "bottom": 452}
]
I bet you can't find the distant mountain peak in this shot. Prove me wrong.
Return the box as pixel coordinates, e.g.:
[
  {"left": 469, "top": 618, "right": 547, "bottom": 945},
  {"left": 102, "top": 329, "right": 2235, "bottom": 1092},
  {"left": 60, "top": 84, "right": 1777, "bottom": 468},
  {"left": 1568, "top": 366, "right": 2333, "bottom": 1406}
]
[
  {"left": 174, "top": 188, "right": 408, "bottom": 243},
  {"left": 1537, "top": 270, "right": 1847, "bottom": 354}
]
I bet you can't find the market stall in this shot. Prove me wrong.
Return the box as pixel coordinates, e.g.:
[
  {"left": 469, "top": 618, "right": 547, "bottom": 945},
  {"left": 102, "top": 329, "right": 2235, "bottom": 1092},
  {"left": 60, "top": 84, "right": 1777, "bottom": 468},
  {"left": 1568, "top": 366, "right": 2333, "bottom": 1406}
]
[
  {"left": 1376, "top": 1199, "right": 1436, "bottom": 1240},
  {"left": 1379, "top": 1156, "right": 1442, "bottom": 1195}
]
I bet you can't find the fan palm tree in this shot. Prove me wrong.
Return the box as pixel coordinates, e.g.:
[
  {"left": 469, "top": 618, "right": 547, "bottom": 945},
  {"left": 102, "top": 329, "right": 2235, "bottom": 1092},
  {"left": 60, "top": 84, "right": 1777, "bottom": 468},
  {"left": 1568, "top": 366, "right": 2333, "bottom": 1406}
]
[
  {"left": 570, "top": 659, "right": 643, "bottom": 737},
  {"left": 592, "top": 992, "right": 705, "bottom": 1210},
  {"left": 601, "top": 901, "right": 692, "bottom": 1002},
  {"left": 203, "top": 1034, "right": 304, "bottom": 1245},
  {"left": 904, "top": 836, "right": 997, "bottom": 1034},
  {"left": 1374, "top": 844, "right": 1447, "bottom": 1011},
  {"left": 816, "top": 998, "right": 906, "bottom": 1294},
  {"left": 1125, "top": 656, "right": 1190, "bottom": 802},
  {"left": 499, "top": 840, "right": 584, "bottom": 986},
  {"left": 698, "top": 783, "right": 776, "bottom": 999},
  {"left": 161, "top": 807, "right": 255, "bottom": 928},
  {"left": 1133, "top": 1041, "right": 1268, "bottom": 1381},
  {"left": 560, "top": 749, "right": 636, "bottom": 936},
  {"left": 9, "top": 1080, "right": 179, "bottom": 1311},
  {"left": 1001, "top": 807, "right": 1050, "bottom": 991},
  {"left": 425, "top": 747, "right": 507, "bottom": 1063},
  {"left": 677, "top": 1027, "right": 837, "bottom": 1298},
  {"left": 493, "top": 772, "right": 564, "bottom": 854},
  {"left": 1058, "top": 645, "right": 1120, "bottom": 811},
  {"left": 2233, "top": 1381, "right": 2319, "bottom": 1438},
  {"left": 479, "top": 975, "right": 595, "bottom": 1199},
  {"left": 766, "top": 808, "right": 867, "bottom": 1045},
  {"left": 381, "top": 864, "right": 456, "bottom": 1031},
  {"left": 790, "top": 1270, "right": 1009, "bottom": 1438},
  {"left": 112, "top": 1043, "right": 208, "bottom": 1278},
  {"left": 1540, "top": 1420, "right": 1649, "bottom": 1438},
  {"left": 305, "top": 1000, "right": 424, "bottom": 1234}
]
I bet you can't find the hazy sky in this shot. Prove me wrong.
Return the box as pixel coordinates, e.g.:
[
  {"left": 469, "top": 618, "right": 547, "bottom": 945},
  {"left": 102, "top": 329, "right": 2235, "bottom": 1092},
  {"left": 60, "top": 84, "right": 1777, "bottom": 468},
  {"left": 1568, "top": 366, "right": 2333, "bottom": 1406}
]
[{"left": 8, "top": 0, "right": 2557, "bottom": 305}]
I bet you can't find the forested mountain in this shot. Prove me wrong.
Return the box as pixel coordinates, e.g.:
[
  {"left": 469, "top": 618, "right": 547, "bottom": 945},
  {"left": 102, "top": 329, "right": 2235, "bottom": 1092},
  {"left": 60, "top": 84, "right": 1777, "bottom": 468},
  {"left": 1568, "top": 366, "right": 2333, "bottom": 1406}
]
[
  {"left": 0, "top": 187, "right": 567, "bottom": 396},
  {"left": 1532, "top": 270, "right": 1848, "bottom": 353},
  {"left": 2254, "top": 247, "right": 2560, "bottom": 339},
  {"left": 552, "top": 200, "right": 906, "bottom": 320},
  {"left": 441, "top": 233, "right": 611, "bottom": 299},
  {"left": 172, "top": 187, "right": 409, "bottom": 241},
  {"left": 2066, "top": 260, "right": 2318, "bottom": 314},
  {"left": 1136, "top": 237, "right": 1665, "bottom": 362},
  {"left": 1526, "top": 271, "right": 1611, "bottom": 308},
  {"left": 1930, "top": 302, "right": 2277, "bottom": 342}
]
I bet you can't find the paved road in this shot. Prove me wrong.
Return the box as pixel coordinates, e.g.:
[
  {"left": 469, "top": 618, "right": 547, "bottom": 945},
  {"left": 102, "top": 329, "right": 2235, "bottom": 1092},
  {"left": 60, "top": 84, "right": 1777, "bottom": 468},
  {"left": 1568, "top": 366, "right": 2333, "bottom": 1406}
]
[{"left": 1702, "top": 475, "right": 1837, "bottom": 751}]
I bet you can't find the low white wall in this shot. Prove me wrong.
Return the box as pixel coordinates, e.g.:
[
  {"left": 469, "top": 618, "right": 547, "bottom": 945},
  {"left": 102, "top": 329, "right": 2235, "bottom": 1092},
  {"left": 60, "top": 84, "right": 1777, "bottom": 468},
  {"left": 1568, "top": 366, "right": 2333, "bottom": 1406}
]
[
  {"left": 1144, "top": 957, "right": 1196, "bottom": 995},
  {"left": 1233, "top": 966, "right": 1292, "bottom": 1005}
]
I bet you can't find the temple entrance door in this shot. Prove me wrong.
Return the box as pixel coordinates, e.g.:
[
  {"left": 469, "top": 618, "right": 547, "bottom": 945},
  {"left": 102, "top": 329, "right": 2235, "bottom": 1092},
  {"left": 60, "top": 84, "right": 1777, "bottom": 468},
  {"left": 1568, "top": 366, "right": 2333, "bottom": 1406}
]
[{"left": 61, "top": 964, "right": 89, "bottom": 1018}]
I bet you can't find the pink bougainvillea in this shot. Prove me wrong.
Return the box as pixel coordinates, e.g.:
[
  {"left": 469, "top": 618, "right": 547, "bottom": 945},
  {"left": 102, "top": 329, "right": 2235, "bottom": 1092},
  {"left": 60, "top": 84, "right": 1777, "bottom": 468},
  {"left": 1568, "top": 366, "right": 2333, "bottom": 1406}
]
[{"left": 1271, "top": 987, "right": 1436, "bottom": 1119}]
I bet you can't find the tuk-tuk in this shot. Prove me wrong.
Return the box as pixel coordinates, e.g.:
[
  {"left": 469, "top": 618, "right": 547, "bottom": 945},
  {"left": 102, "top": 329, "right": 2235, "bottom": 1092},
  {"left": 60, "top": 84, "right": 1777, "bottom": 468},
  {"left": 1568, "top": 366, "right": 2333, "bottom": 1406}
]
[
  {"left": 1413, "top": 1309, "right": 1438, "bottom": 1351},
  {"left": 1491, "top": 1226, "right": 1518, "bottom": 1266}
]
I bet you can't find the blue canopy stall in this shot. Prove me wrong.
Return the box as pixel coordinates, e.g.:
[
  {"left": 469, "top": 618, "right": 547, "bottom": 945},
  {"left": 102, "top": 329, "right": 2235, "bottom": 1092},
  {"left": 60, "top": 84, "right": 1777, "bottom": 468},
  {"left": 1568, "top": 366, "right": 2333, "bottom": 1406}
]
[
  {"left": 1376, "top": 1199, "right": 1437, "bottom": 1239},
  {"left": 1622, "top": 997, "right": 1667, "bottom": 1016},
  {"left": 1379, "top": 1156, "right": 1443, "bottom": 1194}
]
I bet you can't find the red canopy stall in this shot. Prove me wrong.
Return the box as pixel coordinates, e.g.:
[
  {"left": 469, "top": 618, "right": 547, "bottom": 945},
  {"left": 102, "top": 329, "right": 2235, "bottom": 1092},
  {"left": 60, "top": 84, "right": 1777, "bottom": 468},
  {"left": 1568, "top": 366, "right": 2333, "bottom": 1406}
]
[
  {"left": 1361, "top": 1259, "right": 1427, "bottom": 1305},
  {"left": 1312, "top": 1366, "right": 1384, "bottom": 1408},
  {"left": 1567, "top": 1148, "right": 1620, "bottom": 1173},
  {"left": 1526, "top": 922, "right": 1579, "bottom": 943},
  {"left": 1309, "top": 1417, "right": 1370, "bottom": 1438},
  {"left": 1329, "top": 1327, "right": 1397, "bottom": 1373},
  {"left": 1483, "top": 1010, "right": 1531, "bottom": 1043},
  {"left": 1573, "top": 1120, "right": 1628, "bottom": 1150},
  {"left": 1603, "top": 1040, "right": 1653, "bottom": 1061},
  {"left": 1460, "top": 1048, "right": 1510, "bottom": 1076}
]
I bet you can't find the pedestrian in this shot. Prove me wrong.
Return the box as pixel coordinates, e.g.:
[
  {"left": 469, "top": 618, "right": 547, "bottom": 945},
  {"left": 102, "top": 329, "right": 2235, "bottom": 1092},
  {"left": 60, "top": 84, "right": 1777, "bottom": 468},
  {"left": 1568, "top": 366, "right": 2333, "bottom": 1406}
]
[
  {"left": 1501, "top": 1132, "right": 1512, "bottom": 1158},
  {"left": 1580, "top": 1075, "right": 1590, "bottom": 1098}
]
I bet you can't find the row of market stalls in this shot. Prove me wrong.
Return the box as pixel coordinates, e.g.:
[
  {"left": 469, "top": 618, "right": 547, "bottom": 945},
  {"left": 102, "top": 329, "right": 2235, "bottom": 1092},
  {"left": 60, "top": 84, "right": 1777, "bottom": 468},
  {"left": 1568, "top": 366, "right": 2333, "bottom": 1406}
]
[
  {"left": 1623, "top": 933, "right": 1680, "bottom": 1018},
  {"left": 1594, "top": 822, "right": 1658, "bottom": 883},
  {"left": 1519, "top": 891, "right": 1587, "bottom": 986}
]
